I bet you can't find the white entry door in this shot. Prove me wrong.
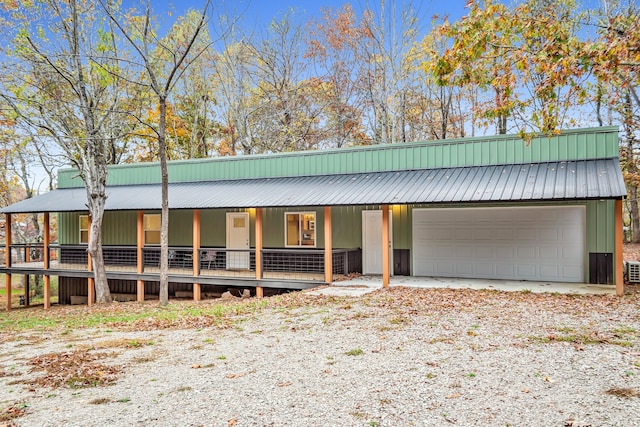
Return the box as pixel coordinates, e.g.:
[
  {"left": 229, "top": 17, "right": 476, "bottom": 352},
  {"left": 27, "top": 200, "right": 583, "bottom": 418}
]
[
  {"left": 362, "top": 210, "right": 393, "bottom": 275},
  {"left": 226, "top": 212, "right": 250, "bottom": 270}
]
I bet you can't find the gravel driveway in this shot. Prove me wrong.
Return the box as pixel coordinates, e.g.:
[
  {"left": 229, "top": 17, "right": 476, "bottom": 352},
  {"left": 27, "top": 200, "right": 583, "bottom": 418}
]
[{"left": 1, "top": 287, "right": 639, "bottom": 427}]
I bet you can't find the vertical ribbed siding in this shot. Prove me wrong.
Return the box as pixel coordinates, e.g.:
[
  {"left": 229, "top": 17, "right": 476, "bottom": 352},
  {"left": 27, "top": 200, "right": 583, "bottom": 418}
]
[
  {"left": 332, "top": 206, "right": 365, "bottom": 249},
  {"left": 57, "top": 127, "right": 620, "bottom": 188},
  {"left": 586, "top": 200, "right": 615, "bottom": 253},
  {"left": 200, "top": 209, "right": 226, "bottom": 247},
  {"left": 102, "top": 211, "right": 137, "bottom": 245},
  {"left": 392, "top": 205, "right": 412, "bottom": 250},
  {"left": 58, "top": 212, "right": 80, "bottom": 244},
  {"left": 168, "top": 210, "right": 193, "bottom": 246}
]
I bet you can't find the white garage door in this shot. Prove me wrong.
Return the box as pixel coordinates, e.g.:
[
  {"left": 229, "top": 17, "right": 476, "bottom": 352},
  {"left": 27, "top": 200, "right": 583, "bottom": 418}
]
[{"left": 412, "top": 206, "right": 585, "bottom": 282}]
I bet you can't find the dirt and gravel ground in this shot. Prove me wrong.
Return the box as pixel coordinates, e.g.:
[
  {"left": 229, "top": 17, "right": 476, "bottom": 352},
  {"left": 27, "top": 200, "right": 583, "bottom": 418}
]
[
  {"left": 1, "top": 286, "right": 639, "bottom": 427},
  {"left": 625, "top": 243, "right": 640, "bottom": 262}
]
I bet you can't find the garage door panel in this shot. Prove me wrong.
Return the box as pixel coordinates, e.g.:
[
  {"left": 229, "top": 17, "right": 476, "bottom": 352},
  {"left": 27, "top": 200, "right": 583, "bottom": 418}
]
[
  {"left": 517, "top": 229, "right": 537, "bottom": 241},
  {"left": 436, "top": 263, "right": 455, "bottom": 275},
  {"left": 517, "top": 247, "right": 536, "bottom": 258},
  {"left": 413, "top": 207, "right": 585, "bottom": 283},
  {"left": 475, "top": 264, "right": 494, "bottom": 275},
  {"left": 517, "top": 264, "right": 537, "bottom": 277},
  {"left": 495, "top": 247, "right": 515, "bottom": 259},
  {"left": 562, "top": 247, "right": 580, "bottom": 260},
  {"left": 496, "top": 264, "right": 515, "bottom": 276},
  {"left": 474, "top": 246, "right": 495, "bottom": 258},
  {"left": 495, "top": 229, "right": 514, "bottom": 240},
  {"left": 455, "top": 228, "right": 473, "bottom": 240},
  {"left": 433, "top": 229, "right": 455, "bottom": 239},
  {"left": 539, "top": 228, "right": 560, "bottom": 241},
  {"left": 455, "top": 247, "right": 474, "bottom": 258},
  {"left": 563, "top": 265, "right": 582, "bottom": 279},
  {"left": 456, "top": 263, "right": 474, "bottom": 275},
  {"left": 539, "top": 265, "right": 560, "bottom": 277},
  {"left": 474, "top": 229, "right": 494, "bottom": 240},
  {"left": 435, "top": 246, "right": 455, "bottom": 257},
  {"left": 539, "top": 247, "right": 559, "bottom": 259}
]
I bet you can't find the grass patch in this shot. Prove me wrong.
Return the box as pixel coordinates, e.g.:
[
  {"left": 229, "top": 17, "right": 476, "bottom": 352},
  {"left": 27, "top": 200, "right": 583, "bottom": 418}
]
[
  {"left": 528, "top": 332, "right": 634, "bottom": 347},
  {"left": 0, "top": 292, "right": 310, "bottom": 333},
  {"left": 132, "top": 355, "right": 157, "bottom": 364},
  {"left": 345, "top": 348, "right": 364, "bottom": 356},
  {"left": 605, "top": 387, "right": 640, "bottom": 398},
  {"left": 388, "top": 315, "right": 410, "bottom": 325}
]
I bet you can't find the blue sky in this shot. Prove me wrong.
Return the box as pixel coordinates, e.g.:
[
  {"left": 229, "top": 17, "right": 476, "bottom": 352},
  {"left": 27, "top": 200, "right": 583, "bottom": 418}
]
[{"left": 151, "top": 0, "right": 470, "bottom": 33}]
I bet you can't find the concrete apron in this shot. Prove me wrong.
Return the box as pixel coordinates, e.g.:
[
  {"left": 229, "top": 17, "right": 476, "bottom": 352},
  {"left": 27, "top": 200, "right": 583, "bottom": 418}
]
[{"left": 305, "top": 275, "right": 616, "bottom": 297}]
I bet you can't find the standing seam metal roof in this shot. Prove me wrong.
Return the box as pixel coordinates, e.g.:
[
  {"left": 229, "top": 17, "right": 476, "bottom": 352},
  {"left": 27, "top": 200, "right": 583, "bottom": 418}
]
[{"left": 0, "top": 158, "right": 627, "bottom": 214}]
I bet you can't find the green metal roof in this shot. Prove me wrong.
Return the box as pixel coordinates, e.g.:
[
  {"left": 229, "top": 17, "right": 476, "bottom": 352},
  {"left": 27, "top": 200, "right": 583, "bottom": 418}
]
[{"left": 57, "top": 126, "right": 620, "bottom": 189}]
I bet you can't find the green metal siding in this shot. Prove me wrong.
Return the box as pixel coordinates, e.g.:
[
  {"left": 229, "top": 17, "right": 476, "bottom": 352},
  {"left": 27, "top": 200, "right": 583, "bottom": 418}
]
[
  {"left": 58, "top": 211, "right": 136, "bottom": 245},
  {"left": 586, "top": 200, "right": 614, "bottom": 253},
  {"left": 200, "top": 209, "right": 226, "bottom": 247},
  {"left": 168, "top": 210, "right": 193, "bottom": 246},
  {"left": 332, "top": 206, "right": 364, "bottom": 249},
  {"left": 58, "top": 212, "right": 79, "bottom": 244},
  {"left": 103, "top": 211, "right": 136, "bottom": 245},
  {"left": 58, "top": 127, "right": 620, "bottom": 188},
  {"left": 392, "top": 205, "right": 412, "bottom": 250}
]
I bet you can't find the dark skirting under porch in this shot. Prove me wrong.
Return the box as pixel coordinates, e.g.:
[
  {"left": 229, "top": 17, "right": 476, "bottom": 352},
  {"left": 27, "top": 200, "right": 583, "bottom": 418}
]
[{"left": 58, "top": 277, "right": 294, "bottom": 305}]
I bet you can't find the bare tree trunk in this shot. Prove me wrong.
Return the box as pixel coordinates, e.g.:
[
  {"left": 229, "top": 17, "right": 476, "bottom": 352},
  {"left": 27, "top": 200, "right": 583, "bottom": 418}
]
[
  {"left": 87, "top": 202, "right": 111, "bottom": 302},
  {"left": 81, "top": 150, "right": 111, "bottom": 303},
  {"left": 630, "top": 186, "right": 640, "bottom": 243},
  {"left": 159, "top": 96, "right": 169, "bottom": 306}
]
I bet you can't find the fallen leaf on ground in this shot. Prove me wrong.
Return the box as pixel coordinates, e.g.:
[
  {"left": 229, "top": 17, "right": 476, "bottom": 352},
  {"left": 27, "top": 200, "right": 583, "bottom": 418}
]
[{"left": 225, "top": 372, "right": 247, "bottom": 379}]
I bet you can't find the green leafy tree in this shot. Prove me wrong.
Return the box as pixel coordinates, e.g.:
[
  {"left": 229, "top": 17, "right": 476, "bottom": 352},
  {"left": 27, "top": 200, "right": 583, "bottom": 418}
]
[{"left": 1, "top": 0, "right": 136, "bottom": 303}]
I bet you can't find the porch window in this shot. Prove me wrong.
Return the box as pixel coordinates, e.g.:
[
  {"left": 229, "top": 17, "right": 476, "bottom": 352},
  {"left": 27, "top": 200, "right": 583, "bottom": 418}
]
[
  {"left": 79, "top": 215, "right": 89, "bottom": 244},
  {"left": 144, "top": 214, "right": 161, "bottom": 245},
  {"left": 285, "top": 212, "right": 316, "bottom": 247}
]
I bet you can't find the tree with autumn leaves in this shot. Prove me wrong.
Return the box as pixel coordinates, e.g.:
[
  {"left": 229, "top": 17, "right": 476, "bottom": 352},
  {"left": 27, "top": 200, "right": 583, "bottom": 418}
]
[{"left": 431, "top": 0, "right": 640, "bottom": 238}]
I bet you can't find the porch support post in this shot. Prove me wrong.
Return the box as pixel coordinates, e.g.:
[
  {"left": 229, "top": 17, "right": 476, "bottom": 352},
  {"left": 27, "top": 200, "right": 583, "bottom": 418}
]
[
  {"left": 43, "top": 213, "right": 50, "bottom": 309},
  {"left": 382, "top": 205, "right": 390, "bottom": 288},
  {"left": 24, "top": 241, "right": 29, "bottom": 308},
  {"left": 615, "top": 199, "right": 624, "bottom": 296},
  {"left": 22, "top": 243, "right": 29, "bottom": 308},
  {"left": 255, "top": 208, "right": 263, "bottom": 298},
  {"left": 324, "top": 206, "right": 333, "bottom": 283},
  {"left": 193, "top": 209, "right": 201, "bottom": 302},
  {"left": 87, "top": 215, "right": 94, "bottom": 306},
  {"left": 136, "top": 211, "right": 144, "bottom": 302},
  {"left": 5, "top": 213, "right": 11, "bottom": 311}
]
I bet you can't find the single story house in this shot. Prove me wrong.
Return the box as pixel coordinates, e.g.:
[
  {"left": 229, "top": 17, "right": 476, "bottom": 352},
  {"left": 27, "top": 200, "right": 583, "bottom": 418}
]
[{"left": 0, "top": 126, "right": 628, "bottom": 309}]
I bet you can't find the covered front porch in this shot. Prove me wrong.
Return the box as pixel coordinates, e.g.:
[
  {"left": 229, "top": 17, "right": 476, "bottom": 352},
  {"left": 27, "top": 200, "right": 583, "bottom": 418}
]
[{"left": 1, "top": 207, "right": 386, "bottom": 309}]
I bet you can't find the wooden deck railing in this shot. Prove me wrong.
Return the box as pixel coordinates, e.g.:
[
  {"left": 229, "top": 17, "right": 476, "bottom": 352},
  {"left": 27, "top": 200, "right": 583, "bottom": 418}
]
[{"left": 4, "top": 244, "right": 360, "bottom": 282}]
